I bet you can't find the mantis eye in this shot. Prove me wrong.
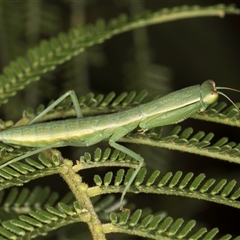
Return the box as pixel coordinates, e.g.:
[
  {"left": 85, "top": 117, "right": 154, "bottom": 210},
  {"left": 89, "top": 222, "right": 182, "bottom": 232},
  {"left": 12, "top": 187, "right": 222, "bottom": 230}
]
[{"left": 202, "top": 90, "right": 219, "bottom": 105}]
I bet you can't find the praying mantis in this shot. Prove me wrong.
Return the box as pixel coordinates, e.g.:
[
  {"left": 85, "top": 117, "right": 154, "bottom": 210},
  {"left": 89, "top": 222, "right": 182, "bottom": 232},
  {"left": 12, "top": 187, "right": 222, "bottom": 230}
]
[{"left": 0, "top": 79, "right": 239, "bottom": 209}]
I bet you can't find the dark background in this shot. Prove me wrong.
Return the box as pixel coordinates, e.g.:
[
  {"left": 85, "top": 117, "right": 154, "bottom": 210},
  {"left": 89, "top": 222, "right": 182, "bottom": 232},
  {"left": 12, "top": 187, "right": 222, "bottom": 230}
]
[{"left": 0, "top": 1, "right": 240, "bottom": 239}]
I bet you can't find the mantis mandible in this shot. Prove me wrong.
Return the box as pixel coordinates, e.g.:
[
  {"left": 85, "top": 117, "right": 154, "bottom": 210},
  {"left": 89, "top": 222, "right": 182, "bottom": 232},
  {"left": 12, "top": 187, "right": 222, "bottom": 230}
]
[{"left": 0, "top": 80, "right": 239, "bottom": 209}]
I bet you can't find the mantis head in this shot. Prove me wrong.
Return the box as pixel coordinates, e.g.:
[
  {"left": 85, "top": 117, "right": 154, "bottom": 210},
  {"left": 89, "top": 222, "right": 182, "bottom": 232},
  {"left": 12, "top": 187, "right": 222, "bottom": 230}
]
[{"left": 201, "top": 80, "right": 240, "bottom": 112}]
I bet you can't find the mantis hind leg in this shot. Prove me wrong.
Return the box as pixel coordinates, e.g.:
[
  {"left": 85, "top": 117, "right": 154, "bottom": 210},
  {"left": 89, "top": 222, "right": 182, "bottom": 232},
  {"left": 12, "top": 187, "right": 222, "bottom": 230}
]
[
  {"left": 0, "top": 142, "right": 67, "bottom": 169},
  {"left": 28, "top": 90, "right": 82, "bottom": 125},
  {"left": 0, "top": 91, "right": 82, "bottom": 169},
  {"left": 109, "top": 127, "right": 144, "bottom": 210}
]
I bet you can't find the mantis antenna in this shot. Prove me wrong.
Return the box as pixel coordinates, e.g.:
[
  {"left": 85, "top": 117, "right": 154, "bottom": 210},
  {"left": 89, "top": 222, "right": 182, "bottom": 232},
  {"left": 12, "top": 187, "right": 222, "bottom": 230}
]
[{"left": 216, "top": 86, "right": 240, "bottom": 112}]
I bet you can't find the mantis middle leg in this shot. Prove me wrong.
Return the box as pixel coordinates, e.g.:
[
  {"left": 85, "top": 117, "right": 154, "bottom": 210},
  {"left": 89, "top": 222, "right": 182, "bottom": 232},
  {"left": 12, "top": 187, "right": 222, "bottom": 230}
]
[{"left": 109, "top": 126, "right": 144, "bottom": 210}]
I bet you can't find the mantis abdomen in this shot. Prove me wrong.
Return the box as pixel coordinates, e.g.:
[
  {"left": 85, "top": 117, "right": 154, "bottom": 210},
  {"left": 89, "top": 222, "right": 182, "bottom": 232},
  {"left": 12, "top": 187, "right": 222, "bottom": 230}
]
[{"left": 0, "top": 108, "right": 142, "bottom": 147}]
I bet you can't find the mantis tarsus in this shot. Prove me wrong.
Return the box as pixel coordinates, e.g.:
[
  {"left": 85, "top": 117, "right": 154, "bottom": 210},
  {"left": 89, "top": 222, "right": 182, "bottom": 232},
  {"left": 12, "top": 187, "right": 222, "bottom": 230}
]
[{"left": 0, "top": 80, "right": 239, "bottom": 209}]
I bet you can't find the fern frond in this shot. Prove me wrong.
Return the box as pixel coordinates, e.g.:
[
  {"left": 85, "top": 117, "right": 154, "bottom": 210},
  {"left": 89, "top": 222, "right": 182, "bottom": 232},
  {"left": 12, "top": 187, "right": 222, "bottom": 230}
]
[
  {"left": 73, "top": 147, "right": 139, "bottom": 172},
  {"left": 0, "top": 4, "right": 239, "bottom": 105},
  {"left": 0, "top": 187, "right": 74, "bottom": 219},
  {"left": 107, "top": 210, "right": 238, "bottom": 239},
  {"left": 120, "top": 126, "right": 240, "bottom": 165},
  {"left": 0, "top": 201, "right": 86, "bottom": 239},
  {"left": 193, "top": 101, "right": 240, "bottom": 127},
  {"left": 0, "top": 152, "right": 62, "bottom": 191},
  {"left": 2, "top": 199, "right": 237, "bottom": 239},
  {"left": 0, "top": 146, "right": 140, "bottom": 193},
  {"left": 89, "top": 168, "right": 240, "bottom": 209}
]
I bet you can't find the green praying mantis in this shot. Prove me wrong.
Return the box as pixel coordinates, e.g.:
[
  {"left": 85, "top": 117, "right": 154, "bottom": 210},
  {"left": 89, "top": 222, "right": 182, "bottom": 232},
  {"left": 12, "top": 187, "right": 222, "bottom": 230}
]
[{"left": 0, "top": 79, "right": 239, "bottom": 209}]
